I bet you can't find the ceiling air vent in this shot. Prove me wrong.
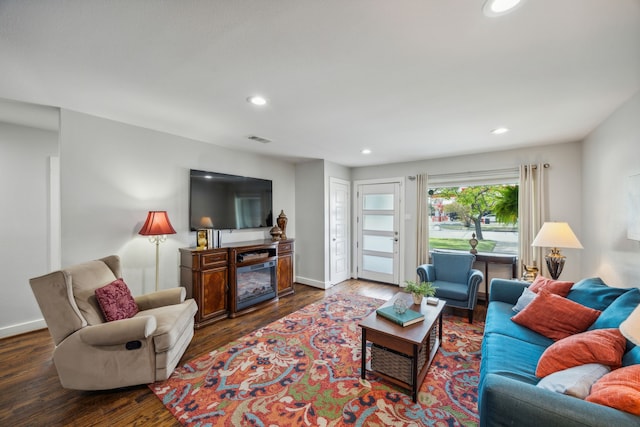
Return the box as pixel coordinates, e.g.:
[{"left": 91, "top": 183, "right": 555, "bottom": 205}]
[{"left": 247, "top": 135, "right": 271, "bottom": 144}]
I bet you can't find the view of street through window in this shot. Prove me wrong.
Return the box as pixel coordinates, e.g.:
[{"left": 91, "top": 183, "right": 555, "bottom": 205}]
[
  {"left": 428, "top": 184, "right": 519, "bottom": 255},
  {"left": 429, "top": 220, "right": 518, "bottom": 255}
]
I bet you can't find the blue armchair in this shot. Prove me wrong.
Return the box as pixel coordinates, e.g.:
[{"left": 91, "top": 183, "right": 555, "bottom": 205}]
[{"left": 417, "top": 251, "right": 484, "bottom": 323}]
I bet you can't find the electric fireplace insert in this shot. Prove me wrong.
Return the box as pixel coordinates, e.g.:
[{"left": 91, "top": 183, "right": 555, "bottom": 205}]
[{"left": 235, "top": 259, "right": 277, "bottom": 311}]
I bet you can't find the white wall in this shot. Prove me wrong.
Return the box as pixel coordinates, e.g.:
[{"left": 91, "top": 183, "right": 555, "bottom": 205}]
[
  {"left": 581, "top": 91, "right": 640, "bottom": 287},
  {"left": 59, "top": 109, "right": 296, "bottom": 296},
  {"left": 0, "top": 120, "right": 59, "bottom": 337},
  {"left": 351, "top": 142, "right": 584, "bottom": 283}
]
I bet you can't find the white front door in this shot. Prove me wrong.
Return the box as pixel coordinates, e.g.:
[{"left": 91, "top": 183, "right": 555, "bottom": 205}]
[
  {"left": 329, "top": 177, "right": 350, "bottom": 285},
  {"left": 356, "top": 181, "right": 402, "bottom": 284}
]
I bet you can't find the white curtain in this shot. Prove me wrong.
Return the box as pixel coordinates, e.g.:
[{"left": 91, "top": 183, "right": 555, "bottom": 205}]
[
  {"left": 519, "top": 163, "right": 548, "bottom": 277},
  {"left": 416, "top": 173, "right": 429, "bottom": 267}
]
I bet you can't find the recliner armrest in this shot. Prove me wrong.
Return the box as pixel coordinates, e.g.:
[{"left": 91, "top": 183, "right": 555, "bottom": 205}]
[
  {"left": 135, "top": 287, "right": 185, "bottom": 310},
  {"left": 78, "top": 316, "right": 157, "bottom": 346}
]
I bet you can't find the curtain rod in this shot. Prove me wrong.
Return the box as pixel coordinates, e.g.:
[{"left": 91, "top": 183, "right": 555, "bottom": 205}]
[
  {"left": 408, "top": 164, "right": 549, "bottom": 180},
  {"left": 530, "top": 163, "right": 550, "bottom": 169}
]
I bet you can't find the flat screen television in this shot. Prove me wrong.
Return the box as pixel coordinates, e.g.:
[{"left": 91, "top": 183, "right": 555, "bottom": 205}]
[{"left": 189, "top": 169, "right": 273, "bottom": 230}]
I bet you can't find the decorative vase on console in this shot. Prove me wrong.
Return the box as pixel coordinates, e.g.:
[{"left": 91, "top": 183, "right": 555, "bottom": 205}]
[
  {"left": 270, "top": 225, "right": 282, "bottom": 241},
  {"left": 277, "top": 210, "right": 288, "bottom": 240}
]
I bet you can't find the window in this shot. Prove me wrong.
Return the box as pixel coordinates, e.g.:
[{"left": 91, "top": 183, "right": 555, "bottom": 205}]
[{"left": 427, "top": 169, "right": 518, "bottom": 256}]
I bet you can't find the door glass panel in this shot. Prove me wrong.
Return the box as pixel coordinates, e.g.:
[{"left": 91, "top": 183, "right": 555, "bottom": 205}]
[
  {"left": 363, "top": 235, "right": 393, "bottom": 253},
  {"left": 364, "top": 194, "right": 394, "bottom": 210},
  {"left": 363, "top": 214, "right": 393, "bottom": 231},
  {"left": 363, "top": 255, "right": 393, "bottom": 274}
]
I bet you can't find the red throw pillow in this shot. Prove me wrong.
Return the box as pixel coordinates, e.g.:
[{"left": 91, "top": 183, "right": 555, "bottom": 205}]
[
  {"left": 586, "top": 365, "right": 640, "bottom": 416},
  {"left": 536, "top": 328, "right": 626, "bottom": 378},
  {"left": 511, "top": 288, "right": 601, "bottom": 341},
  {"left": 528, "top": 275, "right": 574, "bottom": 297},
  {"left": 95, "top": 279, "right": 139, "bottom": 322}
]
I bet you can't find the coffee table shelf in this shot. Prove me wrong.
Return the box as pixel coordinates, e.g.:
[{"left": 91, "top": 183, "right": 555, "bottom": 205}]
[{"left": 359, "top": 292, "right": 445, "bottom": 402}]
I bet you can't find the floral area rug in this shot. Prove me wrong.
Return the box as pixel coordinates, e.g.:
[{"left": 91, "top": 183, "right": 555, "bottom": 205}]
[{"left": 150, "top": 293, "right": 484, "bottom": 426}]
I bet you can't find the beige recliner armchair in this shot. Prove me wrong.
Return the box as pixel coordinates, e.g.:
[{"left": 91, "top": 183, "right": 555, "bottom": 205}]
[{"left": 29, "top": 255, "right": 197, "bottom": 390}]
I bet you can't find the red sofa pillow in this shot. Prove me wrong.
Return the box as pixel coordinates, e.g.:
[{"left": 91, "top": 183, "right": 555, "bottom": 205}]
[
  {"left": 536, "top": 328, "right": 626, "bottom": 378},
  {"left": 586, "top": 365, "right": 640, "bottom": 416},
  {"left": 511, "top": 288, "right": 601, "bottom": 341},
  {"left": 528, "top": 275, "right": 574, "bottom": 297},
  {"left": 95, "top": 278, "right": 139, "bottom": 322}
]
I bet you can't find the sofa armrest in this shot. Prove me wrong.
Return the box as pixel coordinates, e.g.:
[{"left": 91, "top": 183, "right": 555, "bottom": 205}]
[
  {"left": 135, "top": 287, "right": 185, "bottom": 310},
  {"left": 78, "top": 316, "right": 157, "bottom": 346},
  {"left": 489, "top": 278, "right": 529, "bottom": 305},
  {"left": 480, "top": 374, "right": 640, "bottom": 427},
  {"left": 416, "top": 264, "right": 436, "bottom": 283}
]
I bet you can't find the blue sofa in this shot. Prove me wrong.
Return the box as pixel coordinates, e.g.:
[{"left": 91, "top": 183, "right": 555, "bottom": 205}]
[{"left": 479, "top": 277, "right": 640, "bottom": 427}]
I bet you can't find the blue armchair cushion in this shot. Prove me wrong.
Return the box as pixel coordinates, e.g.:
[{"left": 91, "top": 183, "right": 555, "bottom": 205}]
[
  {"left": 567, "top": 277, "right": 629, "bottom": 311},
  {"left": 432, "top": 252, "right": 475, "bottom": 283},
  {"left": 433, "top": 280, "right": 469, "bottom": 301}
]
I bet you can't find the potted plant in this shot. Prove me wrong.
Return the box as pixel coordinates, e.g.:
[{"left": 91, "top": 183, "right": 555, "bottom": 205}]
[{"left": 404, "top": 280, "right": 437, "bottom": 304}]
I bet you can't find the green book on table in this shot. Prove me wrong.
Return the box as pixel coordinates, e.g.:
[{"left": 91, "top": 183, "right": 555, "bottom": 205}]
[{"left": 376, "top": 306, "right": 425, "bottom": 327}]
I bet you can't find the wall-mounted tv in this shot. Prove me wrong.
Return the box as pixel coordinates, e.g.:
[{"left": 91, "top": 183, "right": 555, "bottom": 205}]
[{"left": 189, "top": 169, "right": 273, "bottom": 231}]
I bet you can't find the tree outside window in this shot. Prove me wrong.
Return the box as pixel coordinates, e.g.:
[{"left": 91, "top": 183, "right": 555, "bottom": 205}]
[{"left": 428, "top": 185, "right": 518, "bottom": 255}]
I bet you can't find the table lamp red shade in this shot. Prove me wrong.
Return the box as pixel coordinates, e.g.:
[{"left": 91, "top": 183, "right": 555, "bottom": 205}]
[{"left": 139, "top": 211, "right": 176, "bottom": 291}]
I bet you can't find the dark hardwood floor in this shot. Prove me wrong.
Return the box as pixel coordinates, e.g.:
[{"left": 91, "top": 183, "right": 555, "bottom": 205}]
[{"left": 0, "top": 280, "right": 485, "bottom": 426}]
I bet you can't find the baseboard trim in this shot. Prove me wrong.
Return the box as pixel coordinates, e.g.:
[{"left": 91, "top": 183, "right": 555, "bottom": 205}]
[
  {"left": 295, "top": 276, "right": 330, "bottom": 290},
  {"left": 0, "top": 319, "right": 47, "bottom": 339}
]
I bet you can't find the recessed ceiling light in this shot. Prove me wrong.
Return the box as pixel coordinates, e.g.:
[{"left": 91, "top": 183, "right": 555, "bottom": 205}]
[
  {"left": 483, "top": 0, "right": 524, "bottom": 17},
  {"left": 491, "top": 127, "right": 510, "bottom": 135},
  {"left": 247, "top": 95, "right": 267, "bottom": 106},
  {"left": 361, "top": 148, "right": 372, "bottom": 155}
]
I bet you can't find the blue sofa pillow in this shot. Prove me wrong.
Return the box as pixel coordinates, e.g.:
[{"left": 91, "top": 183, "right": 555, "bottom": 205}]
[
  {"left": 623, "top": 346, "right": 640, "bottom": 366},
  {"left": 590, "top": 288, "right": 640, "bottom": 330},
  {"left": 566, "top": 277, "right": 629, "bottom": 311}
]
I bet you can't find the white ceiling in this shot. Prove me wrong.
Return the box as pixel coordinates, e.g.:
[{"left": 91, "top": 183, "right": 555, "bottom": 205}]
[{"left": 1, "top": 0, "right": 639, "bottom": 167}]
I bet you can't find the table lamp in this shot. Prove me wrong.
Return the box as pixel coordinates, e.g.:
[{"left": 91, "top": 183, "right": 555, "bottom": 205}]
[{"left": 531, "top": 222, "right": 583, "bottom": 280}]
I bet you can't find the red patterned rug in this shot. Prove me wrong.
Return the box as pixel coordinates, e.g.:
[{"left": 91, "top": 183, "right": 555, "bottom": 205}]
[{"left": 150, "top": 293, "right": 484, "bottom": 426}]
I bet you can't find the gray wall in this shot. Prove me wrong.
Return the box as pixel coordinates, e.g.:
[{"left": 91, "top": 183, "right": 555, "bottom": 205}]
[
  {"left": 59, "top": 109, "right": 297, "bottom": 296},
  {"left": 581, "top": 91, "right": 640, "bottom": 287},
  {"left": 0, "top": 118, "right": 59, "bottom": 337},
  {"left": 3, "top": 90, "right": 639, "bottom": 337},
  {"left": 294, "top": 159, "right": 325, "bottom": 287},
  {"left": 352, "top": 141, "right": 584, "bottom": 283}
]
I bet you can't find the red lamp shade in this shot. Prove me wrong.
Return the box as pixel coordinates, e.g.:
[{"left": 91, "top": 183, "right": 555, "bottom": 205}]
[{"left": 138, "top": 211, "right": 176, "bottom": 236}]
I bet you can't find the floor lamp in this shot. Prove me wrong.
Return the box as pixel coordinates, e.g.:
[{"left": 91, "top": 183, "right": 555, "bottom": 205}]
[
  {"left": 531, "top": 222, "right": 583, "bottom": 280},
  {"left": 138, "top": 211, "right": 176, "bottom": 291}
]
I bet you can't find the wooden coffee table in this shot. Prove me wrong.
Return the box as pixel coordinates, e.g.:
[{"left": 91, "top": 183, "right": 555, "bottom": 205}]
[{"left": 359, "top": 292, "right": 445, "bottom": 402}]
